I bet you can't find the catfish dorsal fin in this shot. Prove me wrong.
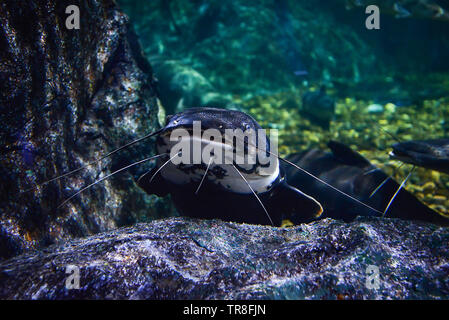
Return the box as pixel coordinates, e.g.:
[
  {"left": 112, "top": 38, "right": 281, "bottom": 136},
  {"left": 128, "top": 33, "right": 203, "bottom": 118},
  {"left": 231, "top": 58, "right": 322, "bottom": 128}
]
[{"left": 327, "top": 141, "right": 371, "bottom": 168}]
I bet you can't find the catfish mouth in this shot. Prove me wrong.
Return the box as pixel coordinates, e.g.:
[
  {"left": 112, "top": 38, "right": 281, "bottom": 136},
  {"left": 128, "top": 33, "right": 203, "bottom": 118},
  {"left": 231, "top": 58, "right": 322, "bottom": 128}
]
[
  {"left": 156, "top": 123, "right": 281, "bottom": 195},
  {"left": 389, "top": 140, "right": 429, "bottom": 165},
  {"left": 389, "top": 141, "right": 434, "bottom": 166},
  {"left": 158, "top": 126, "right": 278, "bottom": 175},
  {"left": 389, "top": 149, "right": 415, "bottom": 164},
  {"left": 159, "top": 125, "right": 267, "bottom": 160},
  {"left": 389, "top": 141, "right": 449, "bottom": 175}
]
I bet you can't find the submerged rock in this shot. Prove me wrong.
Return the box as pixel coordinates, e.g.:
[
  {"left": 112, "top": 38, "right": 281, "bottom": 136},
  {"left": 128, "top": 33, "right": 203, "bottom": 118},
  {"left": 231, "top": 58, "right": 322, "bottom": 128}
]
[
  {"left": 0, "top": 0, "right": 167, "bottom": 261},
  {"left": 0, "top": 217, "right": 447, "bottom": 299},
  {"left": 366, "top": 104, "right": 384, "bottom": 113},
  {"left": 153, "top": 60, "right": 233, "bottom": 114},
  {"left": 301, "top": 86, "right": 335, "bottom": 129}
]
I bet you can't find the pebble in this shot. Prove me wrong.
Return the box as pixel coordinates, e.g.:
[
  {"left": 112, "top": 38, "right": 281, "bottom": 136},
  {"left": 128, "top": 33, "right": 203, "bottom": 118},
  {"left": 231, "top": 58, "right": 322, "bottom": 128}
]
[
  {"left": 367, "top": 104, "right": 384, "bottom": 113},
  {"left": 385, "top": 103, "right": 396, "bottom": 113},
  {"left": 433, "top": 195, "right": 447, "bottom": 203},
  {"left": 422, "top": 182, "right": 436, "bottom": 192}
]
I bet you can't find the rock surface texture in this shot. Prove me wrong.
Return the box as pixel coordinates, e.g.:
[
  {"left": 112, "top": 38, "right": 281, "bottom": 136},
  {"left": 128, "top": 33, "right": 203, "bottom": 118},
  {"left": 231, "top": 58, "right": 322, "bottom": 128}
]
[
  {"left": 0, "top": 217, "right": 448, "bottom": 299},
  {"left": 0, "top": 0, "right": 164, "bottom": 260}
]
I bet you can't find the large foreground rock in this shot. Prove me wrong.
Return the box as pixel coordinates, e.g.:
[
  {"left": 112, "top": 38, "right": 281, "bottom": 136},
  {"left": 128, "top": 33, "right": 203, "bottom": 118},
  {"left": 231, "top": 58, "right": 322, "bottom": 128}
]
[
  {"left": 0, "top": 0, "right": 166, "bottom": 260},
  {"left": 0, "top": 217, "right": 448, "bottom": 299}
]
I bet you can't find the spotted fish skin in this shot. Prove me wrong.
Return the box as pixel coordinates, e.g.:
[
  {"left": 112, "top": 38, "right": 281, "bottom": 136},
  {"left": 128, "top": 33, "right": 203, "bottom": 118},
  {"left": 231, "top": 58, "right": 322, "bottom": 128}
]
[{"left": 138, "top": 107, "right": 323, "bottom": 226}]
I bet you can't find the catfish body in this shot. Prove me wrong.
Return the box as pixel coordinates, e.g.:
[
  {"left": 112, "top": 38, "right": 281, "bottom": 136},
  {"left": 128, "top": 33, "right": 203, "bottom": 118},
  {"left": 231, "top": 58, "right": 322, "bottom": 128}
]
[
  {"left": 138, "top": 107, "right": 323, "bottom": 226},
  {"left": 284, "top": 141, "right": 449, "bottom": 226}
]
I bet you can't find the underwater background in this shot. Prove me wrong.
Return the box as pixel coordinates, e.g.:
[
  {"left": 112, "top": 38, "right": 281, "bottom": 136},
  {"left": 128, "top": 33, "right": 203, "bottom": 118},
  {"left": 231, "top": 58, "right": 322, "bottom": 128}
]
[
  {"left": 119, "top": 0, "right": 449, "bottom": 216},
  {"left": 1, "top": 0, "right": 449, "bottom": 299}
]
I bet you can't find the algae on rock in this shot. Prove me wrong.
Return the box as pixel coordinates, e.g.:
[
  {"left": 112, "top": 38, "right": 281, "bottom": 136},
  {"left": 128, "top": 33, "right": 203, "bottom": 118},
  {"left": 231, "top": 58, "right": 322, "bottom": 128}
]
[
  {"left": 0, "top": 0, "right": 172, "bottom": 261},
  {"left": 0, "top": 217, "right": 447, "bottom": 299}
]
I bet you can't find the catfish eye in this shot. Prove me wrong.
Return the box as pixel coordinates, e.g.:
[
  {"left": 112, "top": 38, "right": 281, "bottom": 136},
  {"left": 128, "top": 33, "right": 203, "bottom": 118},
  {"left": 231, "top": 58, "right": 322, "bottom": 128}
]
[{"left": 173, "top": 120, "right": 179, "bottom": 125}]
